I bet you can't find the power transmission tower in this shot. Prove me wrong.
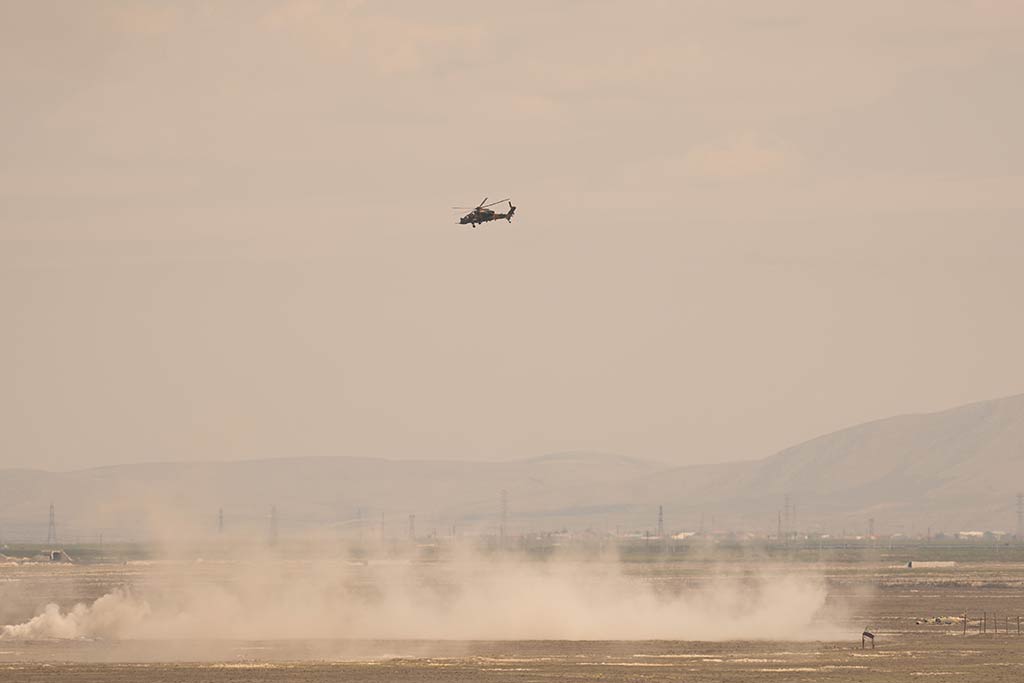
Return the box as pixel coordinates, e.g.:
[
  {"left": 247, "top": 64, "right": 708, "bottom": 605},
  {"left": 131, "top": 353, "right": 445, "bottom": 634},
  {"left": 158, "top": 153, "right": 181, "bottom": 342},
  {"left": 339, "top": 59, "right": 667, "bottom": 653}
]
[
  {"left": 500, "top": 489, "right": 508, "bottom": 547},
  {"left": 784, "top": 493, "right": 792, "bottom": 541},
  {"left": 47, "top": 503, "right": 57, "bottom": 544},
  {"left": 269, "top": 505, "right": 278, "bottom": 546},
  {"left": 657, "top": 505, "right": 664, "bottom": 538},
  {"left": 1017, "top": 493, "right": 1023, "bottom": 540},
  {"left": 218, "top": 508, "right": 224, "bottom": 534}
]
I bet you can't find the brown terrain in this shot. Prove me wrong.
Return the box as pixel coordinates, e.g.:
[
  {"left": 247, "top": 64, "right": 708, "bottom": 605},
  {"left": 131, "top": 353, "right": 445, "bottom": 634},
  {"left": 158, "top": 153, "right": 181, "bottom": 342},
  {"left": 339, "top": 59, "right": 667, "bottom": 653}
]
[{"left": 3, "top": 552, "right": 1024, "bottom": 682}]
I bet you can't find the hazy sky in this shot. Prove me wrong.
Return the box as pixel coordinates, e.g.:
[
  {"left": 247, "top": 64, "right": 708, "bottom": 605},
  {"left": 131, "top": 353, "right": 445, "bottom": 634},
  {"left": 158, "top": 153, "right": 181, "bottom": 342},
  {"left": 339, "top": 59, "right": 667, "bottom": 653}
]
[{"left": 3, "top": 1, "right": 1023, "bottom": 471}]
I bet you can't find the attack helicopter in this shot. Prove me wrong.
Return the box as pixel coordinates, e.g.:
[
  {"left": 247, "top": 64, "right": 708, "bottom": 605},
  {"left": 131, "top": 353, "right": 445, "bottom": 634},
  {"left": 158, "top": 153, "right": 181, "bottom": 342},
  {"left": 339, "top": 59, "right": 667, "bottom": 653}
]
[{"left": 453, "top": 197, "right": 516, "bottom": 227}]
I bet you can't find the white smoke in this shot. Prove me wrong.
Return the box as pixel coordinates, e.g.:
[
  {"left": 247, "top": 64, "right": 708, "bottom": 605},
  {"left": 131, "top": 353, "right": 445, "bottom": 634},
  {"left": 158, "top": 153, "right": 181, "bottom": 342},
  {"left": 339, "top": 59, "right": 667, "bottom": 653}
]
[
  {"left": 1, "top": 559, "right": 838, "bottom": 642},
  {"left": 1, "top": 588, "right": 151, "bottom": 640}
]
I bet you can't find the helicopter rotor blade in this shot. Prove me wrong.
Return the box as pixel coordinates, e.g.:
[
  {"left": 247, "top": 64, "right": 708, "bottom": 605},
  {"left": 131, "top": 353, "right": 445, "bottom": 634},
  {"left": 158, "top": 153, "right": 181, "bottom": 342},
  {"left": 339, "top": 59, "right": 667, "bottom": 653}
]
[
  {"left": 477, "top": 197, "right": 488, "bottom": 208},
  {"left": 480, "top": 198, "right": 510, "bottom": 208}
]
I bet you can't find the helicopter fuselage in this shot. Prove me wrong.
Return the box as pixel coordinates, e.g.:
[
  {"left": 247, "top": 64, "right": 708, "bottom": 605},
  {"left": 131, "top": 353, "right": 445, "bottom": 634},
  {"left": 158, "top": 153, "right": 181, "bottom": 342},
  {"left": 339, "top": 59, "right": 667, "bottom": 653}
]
[{"left": 459, "top": 204, "right": 515, "bottom": 227}]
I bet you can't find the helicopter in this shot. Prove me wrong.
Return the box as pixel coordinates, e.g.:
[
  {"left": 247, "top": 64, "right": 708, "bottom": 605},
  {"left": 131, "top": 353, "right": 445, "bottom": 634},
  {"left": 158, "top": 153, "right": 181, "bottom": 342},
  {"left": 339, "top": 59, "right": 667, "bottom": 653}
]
[{"left": 453, "top": 197, "right": 516, "bottom": 227}]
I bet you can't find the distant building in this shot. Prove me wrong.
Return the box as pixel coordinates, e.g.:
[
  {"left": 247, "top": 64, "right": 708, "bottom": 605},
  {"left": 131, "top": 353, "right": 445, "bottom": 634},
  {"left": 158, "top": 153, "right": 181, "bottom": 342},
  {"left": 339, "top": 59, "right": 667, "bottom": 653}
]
[{"left": 956, "top": 531, "right": 985, "bottom": 539}]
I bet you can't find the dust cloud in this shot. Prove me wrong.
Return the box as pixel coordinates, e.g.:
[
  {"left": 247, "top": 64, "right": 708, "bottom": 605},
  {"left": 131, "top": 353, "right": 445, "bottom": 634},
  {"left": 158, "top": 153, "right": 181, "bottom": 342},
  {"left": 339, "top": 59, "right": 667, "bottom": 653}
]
[{"left": 1, "top": 556, "right": 838, "bottom": 643}]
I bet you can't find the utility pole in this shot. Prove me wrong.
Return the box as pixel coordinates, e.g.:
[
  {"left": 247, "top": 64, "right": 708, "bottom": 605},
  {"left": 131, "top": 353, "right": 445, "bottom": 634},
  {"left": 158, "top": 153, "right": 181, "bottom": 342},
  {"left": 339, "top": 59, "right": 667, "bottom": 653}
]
[
  {"left": 777, "top": 509, "right": 782, "bottom": 542},
  {"left": 657, "top": 505, "right": 664, "bottom": 539},
  {"left": 47, "top": 503, "right": 57, "bottom": 544},
  {"left": 218, "top": 508, "right": 224, "bottom": 535}
]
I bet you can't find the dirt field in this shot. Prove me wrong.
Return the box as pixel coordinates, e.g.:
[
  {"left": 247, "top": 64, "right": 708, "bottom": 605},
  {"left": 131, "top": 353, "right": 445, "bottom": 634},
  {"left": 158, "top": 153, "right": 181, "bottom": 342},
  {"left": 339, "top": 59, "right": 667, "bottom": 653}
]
[
  {"left": 2, "top": 635, "right": 1024, "bottom": 682},
  {"left": 3, "top": 555, "right": 1024, "bottom": 681}
]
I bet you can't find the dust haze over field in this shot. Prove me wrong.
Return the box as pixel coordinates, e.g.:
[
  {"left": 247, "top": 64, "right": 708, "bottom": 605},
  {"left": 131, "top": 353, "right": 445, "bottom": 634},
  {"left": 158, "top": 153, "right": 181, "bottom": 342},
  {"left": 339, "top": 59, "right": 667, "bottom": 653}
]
[
  {"left": 5, "top": 552, "right": 1024, "bottom": 682},
  {"left": 0, "top": 553, "right": 838, "bottom": 645}
]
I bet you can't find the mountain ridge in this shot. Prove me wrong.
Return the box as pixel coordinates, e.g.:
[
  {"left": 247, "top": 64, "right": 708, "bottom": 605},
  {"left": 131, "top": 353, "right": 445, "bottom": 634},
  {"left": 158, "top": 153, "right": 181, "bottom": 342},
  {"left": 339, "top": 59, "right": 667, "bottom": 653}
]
[{"left": 2, "top": 395, "right": 1023, "bottom": 540}]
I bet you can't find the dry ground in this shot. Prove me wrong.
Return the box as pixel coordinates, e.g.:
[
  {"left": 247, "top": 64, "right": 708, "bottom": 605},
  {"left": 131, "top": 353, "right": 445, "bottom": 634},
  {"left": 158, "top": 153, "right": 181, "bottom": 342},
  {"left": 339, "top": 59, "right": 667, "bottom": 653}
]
[{"left": 2, "top": 557, "right": 1024, "bottom": 681}]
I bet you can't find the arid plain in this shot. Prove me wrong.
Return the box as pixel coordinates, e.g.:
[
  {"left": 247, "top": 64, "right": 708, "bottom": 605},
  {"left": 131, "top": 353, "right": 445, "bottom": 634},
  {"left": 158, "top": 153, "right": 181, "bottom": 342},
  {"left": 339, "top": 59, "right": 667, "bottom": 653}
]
[{"left": 3, "top": 546, "right": 1024, "bottom": 682}]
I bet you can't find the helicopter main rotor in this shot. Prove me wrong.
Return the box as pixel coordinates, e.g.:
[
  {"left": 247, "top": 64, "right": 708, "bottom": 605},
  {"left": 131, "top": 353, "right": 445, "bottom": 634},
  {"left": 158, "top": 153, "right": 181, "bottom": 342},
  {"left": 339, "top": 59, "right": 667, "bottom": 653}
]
[{"left": 451, "top": 197, "right": 510, "bottom": 211}]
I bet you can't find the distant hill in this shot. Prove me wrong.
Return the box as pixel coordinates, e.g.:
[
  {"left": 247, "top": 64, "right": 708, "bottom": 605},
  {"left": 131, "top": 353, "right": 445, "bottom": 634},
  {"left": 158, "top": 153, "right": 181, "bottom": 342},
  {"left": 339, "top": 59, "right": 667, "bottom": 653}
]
[
  {"left": 0, "top": 451, "right": 662, "bottom": 542},
  {"left": 2, "top": 396, "right": 1024, "bottom": 541},
  {"left": 637, "top": 393, "right": 1024, "bottom": 535}
]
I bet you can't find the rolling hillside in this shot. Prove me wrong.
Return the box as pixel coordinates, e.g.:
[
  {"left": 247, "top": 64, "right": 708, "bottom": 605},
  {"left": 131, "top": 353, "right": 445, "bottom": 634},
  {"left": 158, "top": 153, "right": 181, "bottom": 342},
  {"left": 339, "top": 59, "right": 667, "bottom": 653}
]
[
  {"left": 641, "top": 394, "right": 1024, "bottom": 534},
  {"left": 2, "top": 395, "right": 1023, "bottom": 541}
]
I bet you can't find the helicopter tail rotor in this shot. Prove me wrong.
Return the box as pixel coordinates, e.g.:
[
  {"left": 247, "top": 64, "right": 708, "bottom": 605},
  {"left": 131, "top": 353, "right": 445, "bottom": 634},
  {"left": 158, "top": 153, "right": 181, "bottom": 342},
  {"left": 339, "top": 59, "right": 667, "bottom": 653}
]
[{"left": 506, "top": 201, "right": 516, "bottom": 222}]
